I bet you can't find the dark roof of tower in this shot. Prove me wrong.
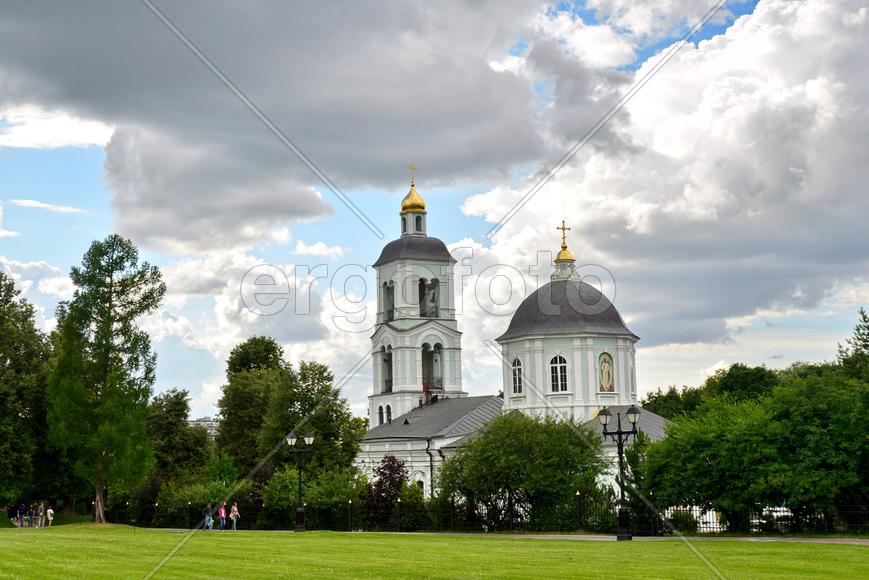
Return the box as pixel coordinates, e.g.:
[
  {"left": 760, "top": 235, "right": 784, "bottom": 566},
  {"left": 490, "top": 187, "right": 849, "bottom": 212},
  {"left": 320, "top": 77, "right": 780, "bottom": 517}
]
[
  {"left": 496, "top": 279, "right": 638, "bottom": 342},
  {"left": 372, "top": 236, "right": 454, "bottom": 267}
]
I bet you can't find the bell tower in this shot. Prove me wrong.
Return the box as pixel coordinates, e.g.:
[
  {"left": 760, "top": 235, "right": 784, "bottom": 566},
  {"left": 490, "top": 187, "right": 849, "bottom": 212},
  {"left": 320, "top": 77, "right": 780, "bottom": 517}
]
[{"left": 369, "top": 168, "right": 465, "bottom": 425}]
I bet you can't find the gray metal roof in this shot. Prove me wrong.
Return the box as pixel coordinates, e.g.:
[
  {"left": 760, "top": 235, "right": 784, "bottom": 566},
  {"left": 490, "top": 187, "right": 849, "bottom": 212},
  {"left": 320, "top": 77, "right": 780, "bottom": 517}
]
[
  {"left": 364, "top": 395, "right": 503, "bottom": 441},
  {"left": 582, "top": 405, "right": 668, "bottom": 442},
  {"left": 372, "top": 236, "right": 455, "bottom": 267},
  {"left": 496, "top": 279, "right": 638, "bottom": 342}
]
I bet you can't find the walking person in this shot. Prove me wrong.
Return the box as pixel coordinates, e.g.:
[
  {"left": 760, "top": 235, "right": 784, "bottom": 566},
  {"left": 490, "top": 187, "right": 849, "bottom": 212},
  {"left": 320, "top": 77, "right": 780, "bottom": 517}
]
[
  {"left": 217, "top": 503, "right": 227, "bottom": 531},
  {"left": 38, "top": 503, "right": 45, "bottom": 528},
  {"left": 203, "top": 502, "right": 214, "bottom": 531},
  {"left": 17, "top": 502, "right": 26, "bottom": 527},
  {"left": 47, "top": 506, "right": 54, "bottom": 527},
  {"left": 27, "top": 505, "right": 34, "bottom": 528},
  {"left": 230, "top": 502, "right": 240, "bottom": 531}
]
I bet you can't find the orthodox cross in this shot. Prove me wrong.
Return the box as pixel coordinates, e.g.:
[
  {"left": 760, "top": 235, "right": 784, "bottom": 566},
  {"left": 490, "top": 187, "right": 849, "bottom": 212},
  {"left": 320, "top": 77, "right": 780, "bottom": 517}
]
[
  {"left": 556, "top": 220, "right": 571, "bottom": 245},
  {"left": 407, "top": 163, "right": 418, "bottom": 186}
]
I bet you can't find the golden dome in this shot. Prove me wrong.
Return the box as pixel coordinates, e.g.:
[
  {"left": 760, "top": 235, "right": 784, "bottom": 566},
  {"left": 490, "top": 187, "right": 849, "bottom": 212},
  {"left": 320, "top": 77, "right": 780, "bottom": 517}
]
[
  {"left": 555, "top": 242, "right": 575, "bottom": 262},
  {"left": 400, "top": 182, "right": 426, "bottom": 214},
  {"left": 554, "top": 219, "right": 574, "bottom": 262}
]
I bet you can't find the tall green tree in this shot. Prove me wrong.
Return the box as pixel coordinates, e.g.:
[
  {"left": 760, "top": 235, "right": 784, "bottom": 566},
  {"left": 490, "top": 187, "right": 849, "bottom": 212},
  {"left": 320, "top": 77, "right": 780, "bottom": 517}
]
[
  {"left": 767, "top": 365, "right": 868, "bottom": 515},
  {"left": 48, "top": 234, "right": 166, "bottom": 522},
  {"left": 226, "top": 335, "right": 286, "bottom": 378},
  {"left": 704, "top": 363, "right": 778, "bottom": 401},
  {"left": 440, "top": 412, "right": 606, "bottom": 530},
  {"left": 644, "top": 397, "right": 776, "bottom": 531},
  {"left": 258, "top": 361, "right": 362, "bottom": 472},
  {"left": 216, "top": 367, "right": 276, "bottom": 475},
  {"left": 838, "top": 307, "right": 869, "bottom": 361},
  {"left": 147, "top": 388, "right": 210, "bottom": 478},
  {"left": 216, "top": 336, "right": 287, "bottom": 475},
  {"left": 0, "top": 271, "right": 51, "bottom": 502},
  {"left": 838, "top": 308, "right": 869, "bottom": 381}
]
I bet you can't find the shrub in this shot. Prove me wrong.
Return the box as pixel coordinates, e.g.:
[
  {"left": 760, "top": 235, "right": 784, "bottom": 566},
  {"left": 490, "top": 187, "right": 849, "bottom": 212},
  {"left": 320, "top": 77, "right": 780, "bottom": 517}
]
[{"left": 667, "top": 509, "right": 698, "bottom": 534}]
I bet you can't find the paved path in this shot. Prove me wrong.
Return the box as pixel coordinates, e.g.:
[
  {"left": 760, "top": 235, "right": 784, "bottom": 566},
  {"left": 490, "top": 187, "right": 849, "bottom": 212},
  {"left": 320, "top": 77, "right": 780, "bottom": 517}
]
[{"left": 369, "top": 531, "right": 869, "bottom": 546}]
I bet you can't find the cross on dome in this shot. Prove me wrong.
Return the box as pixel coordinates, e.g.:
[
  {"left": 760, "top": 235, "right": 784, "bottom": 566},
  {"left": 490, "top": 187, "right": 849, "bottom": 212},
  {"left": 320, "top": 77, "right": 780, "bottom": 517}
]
[
  {"left": 555, "top": 219, "right": 574, "bottom": 263},
  {"left": 407, "top": 163, "right": 417, "bottom": 186}
]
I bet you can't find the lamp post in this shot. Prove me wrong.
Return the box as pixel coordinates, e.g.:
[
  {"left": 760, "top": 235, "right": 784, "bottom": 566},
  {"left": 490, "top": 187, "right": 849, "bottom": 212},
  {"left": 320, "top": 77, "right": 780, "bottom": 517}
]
[
  {"left": 597, "top": 405, "right": 641, "bottom": 541},
  {"left": 286, "top": 432, "right": 315, "bottom": 532},
  {"left": 575, "top": 490, "right": 581, "bottom": 531},
  {"left": 396, "top": 497, "right": 402, "bottom": 532}
]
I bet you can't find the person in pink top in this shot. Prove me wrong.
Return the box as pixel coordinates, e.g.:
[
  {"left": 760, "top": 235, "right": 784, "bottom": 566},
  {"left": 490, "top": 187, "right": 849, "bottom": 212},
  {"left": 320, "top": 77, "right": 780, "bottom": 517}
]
[{"left": 217, "top": 503, "right": 227, "bottom": 531}]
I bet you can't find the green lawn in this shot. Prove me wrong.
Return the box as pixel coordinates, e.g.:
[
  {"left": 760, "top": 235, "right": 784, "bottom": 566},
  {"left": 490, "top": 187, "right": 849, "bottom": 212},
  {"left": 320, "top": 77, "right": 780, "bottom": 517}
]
[{"left": 0, "top": 525, "right": 866, "bottom": 579}]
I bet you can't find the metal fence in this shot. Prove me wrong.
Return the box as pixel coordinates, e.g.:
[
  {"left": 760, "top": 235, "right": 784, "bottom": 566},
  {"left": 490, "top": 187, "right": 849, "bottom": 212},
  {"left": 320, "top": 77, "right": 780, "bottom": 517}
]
[{"left": 110, "top": 493, "right": 869, "bottom": 535}]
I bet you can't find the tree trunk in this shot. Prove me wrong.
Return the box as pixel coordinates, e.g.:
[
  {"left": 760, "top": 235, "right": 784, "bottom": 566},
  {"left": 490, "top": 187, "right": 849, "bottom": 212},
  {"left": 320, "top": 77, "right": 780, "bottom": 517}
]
[{"left": 94, "top": 479, "right": 107, "bottom": 524}]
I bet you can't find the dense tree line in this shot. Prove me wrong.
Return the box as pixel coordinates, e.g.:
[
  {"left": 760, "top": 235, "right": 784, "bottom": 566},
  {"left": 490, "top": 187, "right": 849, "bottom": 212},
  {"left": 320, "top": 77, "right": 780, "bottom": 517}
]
[
  {"left": 0, "top": 235, "right": 368, "bottom": 529},
  {"left": 3, "top": 232, "right": 866, "bottom": 534},
  {"left": 634, "top": 310, "right": 869, "bottom": 532},
  {"left": 0, "top": 271, "right": 54, "bottom": 503}
]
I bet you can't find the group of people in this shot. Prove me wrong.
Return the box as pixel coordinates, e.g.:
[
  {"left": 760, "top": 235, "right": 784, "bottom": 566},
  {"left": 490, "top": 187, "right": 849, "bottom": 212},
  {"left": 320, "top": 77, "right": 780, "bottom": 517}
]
[
  {"left": 202, "top": 501, "right": 240, "bottom": 531},
  {"left": 5, "top": 502, "right": 54, "bottom": 528},
  {"left": 7, "top": 500, "right": 241, "bottom": 531}
]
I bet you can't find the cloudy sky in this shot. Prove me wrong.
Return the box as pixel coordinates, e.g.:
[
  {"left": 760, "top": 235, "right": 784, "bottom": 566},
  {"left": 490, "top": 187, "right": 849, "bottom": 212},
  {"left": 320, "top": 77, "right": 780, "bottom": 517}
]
[{"left": 1, "top": 0, "right": 867, "bottom": 418}]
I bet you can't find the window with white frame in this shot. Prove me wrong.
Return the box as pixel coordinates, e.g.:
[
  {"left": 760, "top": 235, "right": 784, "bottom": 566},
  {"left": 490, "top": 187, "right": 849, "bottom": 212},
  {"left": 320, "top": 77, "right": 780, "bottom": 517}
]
[
  {"left": 511, "top": 358, "right": 523, "bottom": 394},
  {"left": 549, "top": 355, "right": 568, "bottom": 392}
]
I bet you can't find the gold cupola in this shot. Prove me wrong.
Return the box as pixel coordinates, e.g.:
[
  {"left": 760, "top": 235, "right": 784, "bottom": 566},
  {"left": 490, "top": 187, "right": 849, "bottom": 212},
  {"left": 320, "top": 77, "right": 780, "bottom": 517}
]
[
  {"left": 554, "top": 220, "right": 574, "bottom": 263},
  {"left": 400, "top": 174, "right": 426, "bottom": 215},
  {"left": 399, "top": 164, "right": 427, "bottom": 236}
]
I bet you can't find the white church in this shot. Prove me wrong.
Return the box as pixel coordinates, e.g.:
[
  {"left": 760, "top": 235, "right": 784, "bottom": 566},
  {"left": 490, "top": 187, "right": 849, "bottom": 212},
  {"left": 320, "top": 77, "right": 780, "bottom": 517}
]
[{"left": 354, "top": 176, "right": 665, "bottom": 495}]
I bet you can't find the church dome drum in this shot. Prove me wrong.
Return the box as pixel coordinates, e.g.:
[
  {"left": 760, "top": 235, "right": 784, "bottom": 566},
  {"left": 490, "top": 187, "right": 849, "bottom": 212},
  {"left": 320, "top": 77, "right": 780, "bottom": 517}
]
[{"left": 496, "top": 279, "right": 637, "bottom": 342}]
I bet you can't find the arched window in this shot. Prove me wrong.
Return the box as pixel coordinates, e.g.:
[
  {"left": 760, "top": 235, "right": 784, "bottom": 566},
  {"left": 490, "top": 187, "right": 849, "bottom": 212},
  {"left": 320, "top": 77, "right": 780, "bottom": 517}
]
[
  {"left": 382, "top": 282, "right": 395, "bottom": 321},
  {"left": 378, "top": 406, "right": 384, "bottom": 426},
  {"left": 415, "top": 215, "right": 422, "bottom": 231},
  {"left": 386, "top": 405, "right": 392, "bottom": 423},
  {"left": 511, "top": 358, "right": 523, "bottom": 394},
  {"left": 382, "top": 346, "right": 393, "bottom": 393},
  {"left": 401, "top": 216, "right": 407, "bottom": 233},
  {"left": 550, "top": 355, "right": 568, "bottom": 392},
  {"left": 418, "top": 278, "right": 438, "bottom": 317}
]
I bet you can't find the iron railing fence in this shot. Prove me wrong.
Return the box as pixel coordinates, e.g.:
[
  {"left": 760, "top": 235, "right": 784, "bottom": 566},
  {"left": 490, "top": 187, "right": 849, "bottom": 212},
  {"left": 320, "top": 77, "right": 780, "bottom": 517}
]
[{"left": 99, "top": 492, "right": 869, "bottom": 535}]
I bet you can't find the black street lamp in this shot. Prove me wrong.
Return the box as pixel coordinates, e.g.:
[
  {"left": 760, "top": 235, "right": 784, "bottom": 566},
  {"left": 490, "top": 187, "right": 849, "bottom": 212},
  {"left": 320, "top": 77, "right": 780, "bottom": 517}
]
[
  {"left": 574, "top": 490, "right": 581, "bottom": 531},
  {"left": 396, "top": 497, "right": 402, "bottom": 532},
  {"left": 597, "top": 405, "right": 641, "bottom": 541},
  {"left": 286, "top": 432, "right": 315, "bottom": 532}
]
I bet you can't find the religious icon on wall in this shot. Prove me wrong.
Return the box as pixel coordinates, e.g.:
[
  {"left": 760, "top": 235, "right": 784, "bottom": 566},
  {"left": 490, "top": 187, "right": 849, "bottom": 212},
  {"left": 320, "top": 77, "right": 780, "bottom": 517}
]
[{"left": 599, "top": 353, "right": 615, "bottom": 392}]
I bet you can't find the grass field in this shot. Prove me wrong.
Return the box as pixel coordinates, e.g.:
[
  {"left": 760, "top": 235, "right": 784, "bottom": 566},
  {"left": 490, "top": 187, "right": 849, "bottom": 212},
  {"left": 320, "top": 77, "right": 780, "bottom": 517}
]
[{"left": 0, "top": 525, "right": 866, "bottom": 579}]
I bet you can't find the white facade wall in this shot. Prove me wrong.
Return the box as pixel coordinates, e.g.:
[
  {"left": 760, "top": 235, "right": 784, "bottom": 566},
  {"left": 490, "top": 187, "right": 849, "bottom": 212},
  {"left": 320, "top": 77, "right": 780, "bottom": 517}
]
[{"left": 500, "top": 334, "right": 638, "bottom": 423}]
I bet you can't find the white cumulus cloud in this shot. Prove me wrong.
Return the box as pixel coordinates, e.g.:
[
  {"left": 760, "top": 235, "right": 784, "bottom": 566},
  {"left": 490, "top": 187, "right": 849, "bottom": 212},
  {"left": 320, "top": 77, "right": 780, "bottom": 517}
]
[
  {"left": 0, "top": 105, "right": 113, "bottom": 149},
  {"left": 294, "top": 241, "right": 347, "bottom": 259}
]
